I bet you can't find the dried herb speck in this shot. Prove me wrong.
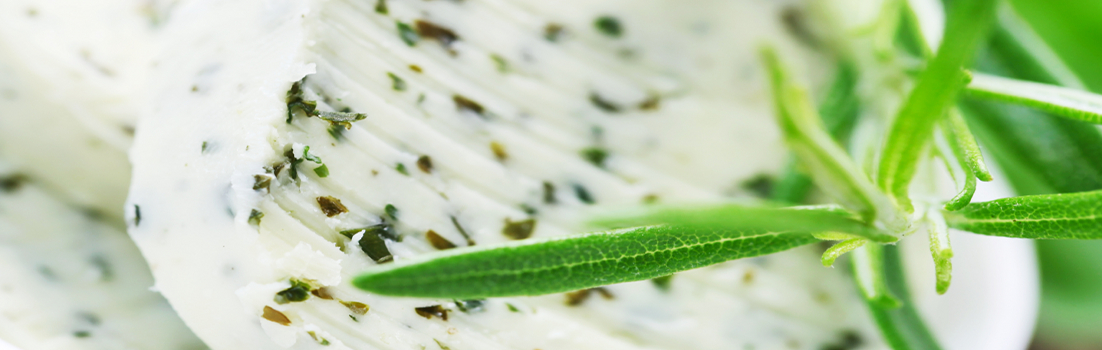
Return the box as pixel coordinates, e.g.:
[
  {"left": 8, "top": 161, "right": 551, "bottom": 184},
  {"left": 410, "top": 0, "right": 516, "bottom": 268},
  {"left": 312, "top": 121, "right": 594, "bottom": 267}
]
[
  {"left": 253, "top": 174, "right": 272, "bottom": 192},
  {"left": 453, "top": 95, "right": 486, "bottom": 117},
  {"left": 274, "top": 279, "right": 312, "bottom": 304},
  {"left": 573, "top": 184, "right": 595, "bottom": 204},
  {"left": 594, "top": 16, "right": 623, "bottom": 38},
  {"left": 426, "top": 230, "right": 457, "bottom": 250},
  {"left": 0, "top": 173, "right": 27, "bottom": 192},
  {"left": 409, "top": 64, "right": 423, "bottom": 73},
  {"left": 638, "top": 95, "right": 660, "bottom": 110},
  {"left": 374, "top": 0, "right": 388, "bottom": 14},
  {"left": 502, "top": 218, "right": 536, "bottom": 240},
  {"left": 73, "top": 331, "right": 91, "bottom": 338},
  {"left": 316, "top": 196, "right": 348, "bottom": 217},
  {"left": 588, "top": 92, "right": 621, "bottom": 113},
  {"left": 542, "top": 181, "right": 557, "bottom": 204},
  {"left": 248, "top": 209, "right": 264, "bottom": 226},
  {"left": 262, "top": 306, "right": 292, "bottom": 326},
  {"left": 415, "top": 20, "right": 459, "bottom": 47},
  {"left": 311, "top": 287, "right": 334, "bottom": 300},
  {"left": 544, "top": 23, "right": 565, "bottom": 42},
  {"left": 132, "top": 205, "right": 142, "bottom": 226},
  {"left": 565, "top": 287, "right": 613, "bottom": 306},
  {"left": 580, "top": 147, "right": 609, "bottom": 167},
  {"left": 506, "top": 303, "right": 520, "bottom": 312},
  {"left": 387, "top": 72, "right": 406, "bottom": 91},
  {"left": 417, "top": 155, "right": 433, "bottom": 173},
  {"left": 490, "top": 142, "right": 508, "bottom": 161},
  {"left": 490, "top": 54, "right": 509, "bottom": 73},
  {"left": 651, "top": 275, "right": 673, "bottom": 291},
  {"left": 414, "top": 305, "right": 449, "bottom": 321},
  {"left": 342, "top": 301, "right": 370, "bottom": 315}
]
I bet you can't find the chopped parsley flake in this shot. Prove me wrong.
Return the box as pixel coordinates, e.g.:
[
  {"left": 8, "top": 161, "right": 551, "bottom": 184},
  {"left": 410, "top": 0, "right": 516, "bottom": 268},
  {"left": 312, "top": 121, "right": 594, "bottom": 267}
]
[
  {"left": 313, "top": 164, "right": 330, "bottom": 177},
  {"left": 374, "top": 0, "right": 388, "bottom": 14},
  {"left": 506, "top": 303, "right": 520, "bottom": 312},
  {"left": 395, "top": 163, "right": 410, "bottom": 176},
  {"left": 253, "top": 174, "right": 272, "bottom": 192}
]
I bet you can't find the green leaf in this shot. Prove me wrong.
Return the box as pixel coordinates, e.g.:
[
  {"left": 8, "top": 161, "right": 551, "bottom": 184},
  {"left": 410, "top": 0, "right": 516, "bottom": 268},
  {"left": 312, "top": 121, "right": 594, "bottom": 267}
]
[
  {"left": 352, "top": 225, "right": 817, "bottom": 299},
  {"left": 877, "top": 0, "right": 998, "bottom": 213},
  {"left": 590, "top": 203, "right": 898, "bottom": 243},
  {"left": 862, "top": 244, "right": 944, "bottom": 350},
  {"left": 772, "top": 61, "right": 862, "bottom": 204},
  {"left": 942, "top": 108, "right": 993, "bottom": 182},
  {"left": 821, "top": 238, "right": 866, "bottom": 267},
  {"left": 761, "top": 47, "right": 901, "bottom": 229},
  {"left": 851, "top": 243, "right": 900, "bottom": 309},
  {"left": 932, "top": 111, "right": 978, "bottom": 211},
  {"left": 945, "top": 190, "right": 1102, "bottom": 239},
  {"left": 924, "top": 207, "right": 953, "bottom": 294},
  {"left": 966, "top": 72, "right": 1102, "bottom": 125}
]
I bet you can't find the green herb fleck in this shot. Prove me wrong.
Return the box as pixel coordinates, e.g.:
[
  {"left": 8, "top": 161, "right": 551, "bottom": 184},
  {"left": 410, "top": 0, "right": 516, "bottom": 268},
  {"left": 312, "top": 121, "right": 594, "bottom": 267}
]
[
  {"left": 274, "top": 279, "right": 312, "bottom": 304},
  {"left": 374, "top": 0, "right": 387, "bottom": 14},
  {"left": 385, "top": 204, "right": 399, "bottom": 220},
  {"left": 580, "top": 147, "right": 609, "bottom": 167},
  {"left": 414, "top": 305, "right": 449, "bottom": 321},
  {"left": 73, "top": 331, "right": 91, "bottom": 338},
  {"left": 397, "top": 22, "right": 420, "bottom": 46},
  {"left": 435, "top": 339, "right": 452, "bottom": 350},
  {"left": 490, "top": 54, "right": 509, "bottom": 73},
  {"left": 741, "top": 174, "right": 774, "bottom": 198},
  {"left": 387, "top": 72, "right": 407, "bottom": 91},
  {"left": 544, "top": 23, "right": 565, "bottom": 42},
  {"left": 313, "top": 164, "right": 330, "bottom": 178},
  {"left": 542, "top": 181, "right": 556, "bottom": 204},
  {"left": 316, "top": 110, "right": 367, "bottom": 129},
  {"left": 395, "top": 163, "right": 410, "bottom": 176},
  {"left": 505, "top": 303, "right": 520, "bottom": 312},
  {"left": 453, "top": 299, "right": 485, "bottom": 313},
  {"left": 0, "top": 173, "right": 27, "bottom": 192},
  {"left": 253, "top": 174, "right": 272, "bottom": 192},
  {"left": 573, "top": 184, "right": 595, "bottom": 204},
  {"left": 308, "top": 331, "right": 331, "bottom": 346},
  {"left": 651, "top": 275, "right": 673, "bottom": 291},
  {"left": 248, "top": 209, "right": 264, "bottom": 227},
  {"left": 502, "top": 218, "right": 536, "bottom": 240},
  {"left": 132, "top": 205, "right": 141, "bottom": 226},
  {"left": 327, "top": 124, "right": 345, "bottom": 140},
  {"left": 316, "top": 196, "right": 348, "bottom": 217},
  {"left": 453, "top": 95, "right": 486, "bottom": 117},
  {"left": 286, "top": 79, "right": 316, "bottom": 124},
  {"left": 588, "top": 92, "right": 621, "bottom": 113},
  {"left": 638, "top": 95, "right": 660, "bottom": 110},
  {"left": 594, "top": 16, "right": 623, "bottom": 38},
  {"left": 345, "top": 224, "right": 398, "bottom": 263},
  {"left": 201, "top": 141, "right": 209, "bottom": 154}
]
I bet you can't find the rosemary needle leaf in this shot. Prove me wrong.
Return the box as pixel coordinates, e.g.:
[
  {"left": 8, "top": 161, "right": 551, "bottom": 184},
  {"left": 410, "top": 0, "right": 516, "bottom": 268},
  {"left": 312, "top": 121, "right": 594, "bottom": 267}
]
[
  {"left": 877, "top": 0, "right": 998, "bottom": 213},
  {"left": 966, "top": 72, "right": 1102, "bottom": 125},
  {"left": 821, "top": 238, "right": 866, "bottom": 267},
  {"left": 942, "top": 108, "right": 993, "bottom": 182},
  {"left": 851, "top": 243, "right": 901, "bottom": 309},
  {"left": 924, "top": 208, "right": 953, "bottom": 295},
  {"left": 934, "top": 115, "right": 978, "bottom": 211},
  {"left": 353, "top": 225, "right": 817, "bottom": 299},
  {"left": 866, "top": 244, "right": 944, "bottom": 350},
  {"left": 589, "top": 204, "right": 898, "bottom": 243},
  {"left": 761, "top": 47, "right": 901, "bottom": 229},
  {"left": 944, "top": 190, "right": 1102, "bottom": 239}
]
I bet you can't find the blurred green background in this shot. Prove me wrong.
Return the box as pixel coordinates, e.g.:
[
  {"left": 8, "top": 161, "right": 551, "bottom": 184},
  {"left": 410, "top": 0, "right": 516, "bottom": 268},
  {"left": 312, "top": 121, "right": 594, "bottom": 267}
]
[{"left": 1004, "top": 0, "right": 1102, "bottom": 349}]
